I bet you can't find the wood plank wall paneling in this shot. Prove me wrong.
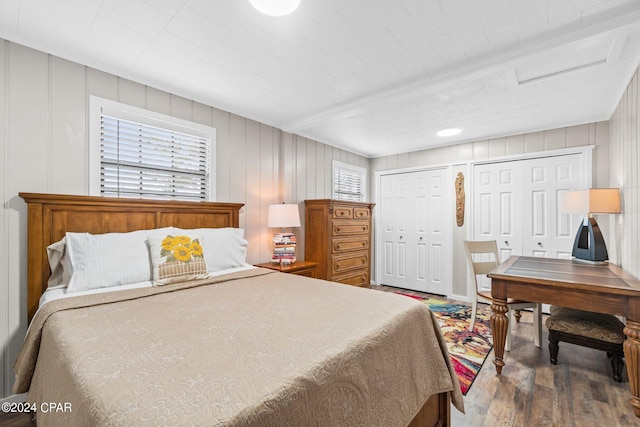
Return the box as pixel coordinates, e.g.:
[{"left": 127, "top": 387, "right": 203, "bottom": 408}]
[
  {"left": 5, "top": 42, "right": 51, "bottom": 398},
  {"left": 0, "top": 39, "right": 7, "bottom": 399},
  {"left": 51, "top": 57, "right": 86, "bottom": 192},
  {"left": 610, "top": 68, "right": 640, "bottom": 277},
  {"left": 0, "top": 39, "right": 367, "bottom": 398}
]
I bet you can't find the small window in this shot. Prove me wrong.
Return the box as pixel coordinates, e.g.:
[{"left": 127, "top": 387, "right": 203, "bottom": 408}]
[
  {"left": 332, "top": 161, "right": 367, "bottom": 201},
  {"left": 90, "top": 97, "right": 216, "bottom": 201}
]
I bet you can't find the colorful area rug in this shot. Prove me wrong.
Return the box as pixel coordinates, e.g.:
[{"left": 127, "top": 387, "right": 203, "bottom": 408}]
[{"left": 397, "top": 293, "right": 493, "bottom": 395}]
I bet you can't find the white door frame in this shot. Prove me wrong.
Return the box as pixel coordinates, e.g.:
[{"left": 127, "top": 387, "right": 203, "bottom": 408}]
[{"left": 374, "top": 164, "right": 453, "bottom": 297}]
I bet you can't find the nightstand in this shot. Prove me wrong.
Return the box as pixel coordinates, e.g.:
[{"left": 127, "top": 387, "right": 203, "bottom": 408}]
[{"left": 254, "top": 261, "right": 318, "bottom": 278}]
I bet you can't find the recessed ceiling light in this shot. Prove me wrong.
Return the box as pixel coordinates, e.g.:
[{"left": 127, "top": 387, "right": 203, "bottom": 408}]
[
  {"left": 436, "top": 128, "right": 462, "bottom": 137},
  {"left": 249, "top": 0, "right": 300, "bottom": 16}
]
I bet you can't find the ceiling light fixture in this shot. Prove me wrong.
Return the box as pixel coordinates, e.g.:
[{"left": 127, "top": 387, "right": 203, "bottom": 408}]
[
  {"left": 437, "top": 128, "right": 462, "bottom": 137},
  {"left": 249, "top": 0, "right": 300, "bottom": 16}
]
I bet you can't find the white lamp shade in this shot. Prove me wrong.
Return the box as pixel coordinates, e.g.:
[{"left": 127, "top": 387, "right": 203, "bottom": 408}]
[
  {"left": 267, "top": 204, "right": 301, "bottom": 228},
  {"left": 559, "top": 188, "right": 621, "bottom": 214},
  {"left": 249, "top": 0, "right": 300, "bottom": 16}
]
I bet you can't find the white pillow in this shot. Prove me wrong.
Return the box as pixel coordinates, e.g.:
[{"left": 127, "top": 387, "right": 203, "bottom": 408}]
[
  {"left": 174, "top": 227, "right": 248, "bottom": 272},
  {"left": 65, "top": 227, "right": 174, "bottom": 293},
  {"left": 148, "top": 232, "right": 209, "bottom": 286}
]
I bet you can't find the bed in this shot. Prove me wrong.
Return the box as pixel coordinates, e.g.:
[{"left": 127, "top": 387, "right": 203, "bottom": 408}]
[{"left": 14, "top": 192, "right": 463, "bottom": 426}]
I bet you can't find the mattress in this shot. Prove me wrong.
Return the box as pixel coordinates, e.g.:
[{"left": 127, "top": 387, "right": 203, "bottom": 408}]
[{"left": 14, "top": 268, "right": 463, "bottom": 426}]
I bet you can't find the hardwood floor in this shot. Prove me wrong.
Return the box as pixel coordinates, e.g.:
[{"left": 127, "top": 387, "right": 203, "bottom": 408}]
[{"left": 374, "top": 285, "right": 639, "bottom": 427}]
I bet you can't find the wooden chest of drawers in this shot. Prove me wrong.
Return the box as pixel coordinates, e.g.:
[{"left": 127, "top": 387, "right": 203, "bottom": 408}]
[{"left": 304, "top": 199, "right": 374, "bottom": 288}]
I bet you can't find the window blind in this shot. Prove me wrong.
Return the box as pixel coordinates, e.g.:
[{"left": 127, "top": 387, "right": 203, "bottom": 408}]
[
  {"left": 100, "top": 114, "right": 210, "bottom": 201},
  {"left": 333, "top": 164, "right": 365, "bottom": 201}
]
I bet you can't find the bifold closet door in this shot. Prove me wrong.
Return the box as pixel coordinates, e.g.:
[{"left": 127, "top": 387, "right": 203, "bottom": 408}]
[
  {"left": 379, "top": 170, "right": 448, "bottom": 294},
  {"left": 473, "top": 161, "right": 523, "bottom": 292},
  {"left": 472, "top": 153, "right": 585, "bottom": 292},
  {"left": 520, "top": 155, "right": 584, "bottom": 258},
  {"left": 473, "top": 161, "right": 523, "bottom": 262}
]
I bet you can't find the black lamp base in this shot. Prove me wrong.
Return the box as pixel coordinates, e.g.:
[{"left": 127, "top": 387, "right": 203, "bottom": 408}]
[{"left": 572, "top": 217, "right": 609, "bottom": 263}]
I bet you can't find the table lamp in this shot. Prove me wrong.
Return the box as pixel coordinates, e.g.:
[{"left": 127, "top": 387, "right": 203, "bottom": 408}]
[
  {"left": 267, "top": 203, "right": 301, "bottom": 264},
  {"left": 559, "top": 188, "right": 620, "bottom": 263}
]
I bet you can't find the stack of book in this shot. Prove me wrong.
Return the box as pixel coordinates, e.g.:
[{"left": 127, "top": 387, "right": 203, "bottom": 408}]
[{"left": 272, "top": 233, "right": 297, "bottom": 264}]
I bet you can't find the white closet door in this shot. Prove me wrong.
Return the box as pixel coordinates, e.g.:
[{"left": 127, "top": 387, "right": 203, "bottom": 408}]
[
  {"left": 379, "top": 169, "right": 450, "bottom": 295},
  {"left": 418, "top": 170, "right": 448, "bottom": 295},
  {"left": 380, "top": 172, "right": 416, "bottom": 289},
  {"left": 473, "top": 162, "right": 523, "bottom": 293},
  {"left": 472, "top": 153, "right": 587, "bottom": 305},
  {"left": 521, "top": 154, "right": 584, "bottom": 258},
  {"left": 415, "top": 172, "right": 429, "bottom": 290}
]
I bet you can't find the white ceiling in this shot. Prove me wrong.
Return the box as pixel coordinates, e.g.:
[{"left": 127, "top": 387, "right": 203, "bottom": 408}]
[{"left": 2, "top": 0, "right": 640, "bottom": 158}]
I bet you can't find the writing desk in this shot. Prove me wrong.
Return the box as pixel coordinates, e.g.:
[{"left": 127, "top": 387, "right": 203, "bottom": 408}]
[{"left": 488, "top": 256, "right": 640, "bottom": 418}]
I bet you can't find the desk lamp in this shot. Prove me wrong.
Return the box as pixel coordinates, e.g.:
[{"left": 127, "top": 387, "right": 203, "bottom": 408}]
[{"left": 560, "top": 188, "right": 620, "bottom": 263}]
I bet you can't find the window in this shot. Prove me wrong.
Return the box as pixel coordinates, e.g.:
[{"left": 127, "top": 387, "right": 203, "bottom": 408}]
[
  {"left": 332, "top": 161, "right": 367, "bottom": 201},
  {"left": 90, "top": 97, "right": 216, "bottom": 201}
]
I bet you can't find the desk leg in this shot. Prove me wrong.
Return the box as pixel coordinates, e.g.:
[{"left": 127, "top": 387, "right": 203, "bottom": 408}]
[
  {"left": 490, "top": 298, "right": 509, "bottom": 374},
  {"left": 624, "top": 320, "right": 640, "bottom": 417}
]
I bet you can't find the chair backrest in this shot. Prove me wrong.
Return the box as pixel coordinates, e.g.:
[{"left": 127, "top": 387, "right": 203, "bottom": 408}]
[{"left": 463, "top": 240, "right": 500, "bottom": 292}]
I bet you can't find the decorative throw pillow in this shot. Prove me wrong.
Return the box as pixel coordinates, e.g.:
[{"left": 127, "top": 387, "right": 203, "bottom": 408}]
[{"left": 148, "top": 233, "right": 209, "bottom": 286}]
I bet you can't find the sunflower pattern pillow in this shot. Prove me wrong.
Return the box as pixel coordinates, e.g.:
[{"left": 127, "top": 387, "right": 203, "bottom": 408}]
[{"left": 149, "top": 234, "right": 209, "bottom": 286}]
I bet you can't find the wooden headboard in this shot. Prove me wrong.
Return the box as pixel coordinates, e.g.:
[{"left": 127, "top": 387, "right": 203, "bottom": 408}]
[{"left": 19, "top": 193, "right": 244, "bottom": 322}]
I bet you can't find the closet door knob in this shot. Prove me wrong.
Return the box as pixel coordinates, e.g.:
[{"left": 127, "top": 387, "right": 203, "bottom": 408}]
[{"left": 504, "top": 240, "right": 509, "bottom": 246}]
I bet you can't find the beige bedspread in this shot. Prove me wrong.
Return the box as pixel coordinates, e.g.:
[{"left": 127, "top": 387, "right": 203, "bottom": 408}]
[{"left": 14, "top": 268, "right": 463, "bottom": 426}]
